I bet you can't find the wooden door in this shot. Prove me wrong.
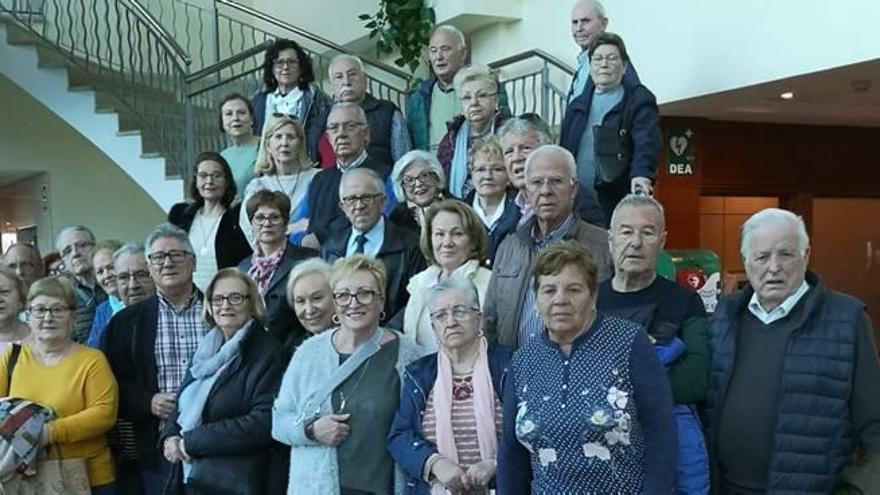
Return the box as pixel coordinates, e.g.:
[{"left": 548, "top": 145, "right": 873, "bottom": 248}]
[{"left": 811, "top": 198, "right": 880, "bottom": 322}]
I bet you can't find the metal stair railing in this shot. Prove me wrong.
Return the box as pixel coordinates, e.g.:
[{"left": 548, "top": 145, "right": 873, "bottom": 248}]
[
  {"left": 137, "top": 0, "right": 411, "bottom": 122},
  {"left": 0, "top": 0, "right": 195, "bottom": 179},
  {"left": 489, "top": 49, "right": 574, "bottom": 131}
]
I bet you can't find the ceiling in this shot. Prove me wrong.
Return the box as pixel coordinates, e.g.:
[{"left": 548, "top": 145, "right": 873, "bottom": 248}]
[
  {"left": 0, "top": 171, "right": 43, "bottom": 192},
  {"left": 660, "top": 58, "right": 880, "bottom": 128}
]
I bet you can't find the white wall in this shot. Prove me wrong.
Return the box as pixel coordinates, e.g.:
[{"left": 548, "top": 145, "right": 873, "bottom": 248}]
[
  {"left": 466, "top": 0, "right": 880, "bottom": 104},
  {"left": 0, "top": 77, "right": 167, "bottom": 252}
]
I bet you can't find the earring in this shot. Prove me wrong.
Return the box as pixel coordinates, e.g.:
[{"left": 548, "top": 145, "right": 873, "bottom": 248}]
[
  {"left": 379, "top": 311, "right": 387, "bottom": 321},
  {"left": 332, "top": 314, "right": 340, "bottom": 325}
]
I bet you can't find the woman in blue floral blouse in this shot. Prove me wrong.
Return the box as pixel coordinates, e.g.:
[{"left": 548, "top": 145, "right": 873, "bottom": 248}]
[{"left": 496, "top": 241, "right": 678, "bottom": 494}]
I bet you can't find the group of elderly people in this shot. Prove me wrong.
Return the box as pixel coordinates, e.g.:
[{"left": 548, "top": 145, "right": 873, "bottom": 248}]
[{"left": 2, "top": 10, "right": 879, "bottom": 495}]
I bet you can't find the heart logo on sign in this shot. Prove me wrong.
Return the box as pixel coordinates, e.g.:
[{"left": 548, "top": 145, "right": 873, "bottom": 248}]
[{"left": 670, "top": 136, "right": 688, "bottom": 156}]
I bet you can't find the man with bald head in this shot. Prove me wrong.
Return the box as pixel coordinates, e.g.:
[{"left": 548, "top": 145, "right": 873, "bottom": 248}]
[
  {"left": 318, "top": 54, "right": 411, "bottom": 167},
  {"left": 567, "top": 0, "right": 639, "bottom": 102},
  {"left": 704, "top": 208, "right": 880, "bottom": 493},
  {"left": 320, "top": 167, "right": 424, "bottom": 329},
  {"left": 406, "top": 24, "right": 510, "bottom": 152},
  {"left": 1, "top": 243, "right": 43, "bottom": 288}
]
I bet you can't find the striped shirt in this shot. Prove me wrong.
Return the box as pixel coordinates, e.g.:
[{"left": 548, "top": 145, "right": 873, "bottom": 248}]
[
  {"left": 421, "top": 371, "right": 503, "bottom": 480},
  {"left": 154, "top": 289, "right": 206, "bottom": 395},
  {"left": 517, "top": 214, "right": 577, "bottom": 347}
]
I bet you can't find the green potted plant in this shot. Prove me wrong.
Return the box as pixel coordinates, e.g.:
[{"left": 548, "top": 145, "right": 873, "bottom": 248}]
[{"left": 359, "top": 0, "right": 436, "bottom": 73}]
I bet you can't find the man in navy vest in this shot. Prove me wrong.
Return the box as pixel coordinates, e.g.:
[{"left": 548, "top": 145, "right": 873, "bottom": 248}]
[
  {"left": 316, "top": 54, "right": 411, "bottom": 167},
  {"left": 704, "top": 208, "right": 880, "bottom": 494}
]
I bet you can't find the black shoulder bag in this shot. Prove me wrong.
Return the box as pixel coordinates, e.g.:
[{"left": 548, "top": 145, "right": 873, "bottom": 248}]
[
  {"left": 5, "top": 343, "right": 22, "bottom": 389},
  {"left": 592, "top": 88, "right": 634, "bottom": 189}
]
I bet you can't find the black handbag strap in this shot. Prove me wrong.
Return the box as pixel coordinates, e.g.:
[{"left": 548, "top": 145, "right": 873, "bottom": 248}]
[{"left": 6, "top": 343, "right": 21, "bottom": 387}]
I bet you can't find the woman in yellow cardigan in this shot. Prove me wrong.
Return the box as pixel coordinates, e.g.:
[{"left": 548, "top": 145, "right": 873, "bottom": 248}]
[{"left": 0, "top": 276, "right": 119, "bottom": 494}]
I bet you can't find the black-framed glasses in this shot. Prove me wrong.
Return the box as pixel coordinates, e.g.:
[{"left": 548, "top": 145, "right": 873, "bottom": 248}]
[
  {"left": 147, "top": 250, "right": 191, "bottom": 266},
  {"left": 252, "top": 213, "right": 285, "bottom": 226},
  {"left": 429, "top": 305, "right": 479, "bottom": 324},
  {"left": 61, "top": 241, "right": 95, "bottom": 257},
  {"left": 28, "top": 305, "right": 71, "bottom": 319},
  {"left": 273, "top": 58, "right": 300, "bottom": 69},
  {"left": 326, "top": 122, "right": 365, "bottom": 134},
  {"left": 210, "top": 292, "right": 249, "bottom": 307},
  {"left": 333, "top": 289, "right": 376, "bottom": 306},
  {"left": 116, "top": 270, "right": 151, "bottom": 285},
  {"left": 340, "top": 193, "right": 383, "bottom": 207},
  {"left": 196, "top": 172, "right": 225, "bottom": 181},
  {"left": 401, "top": 171, "right": 438, "bottom": 188}
]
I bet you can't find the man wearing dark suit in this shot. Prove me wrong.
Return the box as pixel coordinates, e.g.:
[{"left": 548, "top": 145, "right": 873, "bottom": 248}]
[
  {"left": 320, "top": 167, "right": 425, "bottom": 330},
  {"left": 302, "top": 102, "right": 396, "bottom": 248},
  {"left": 101, "top": 224, "right": 207, "bottom": 495}
]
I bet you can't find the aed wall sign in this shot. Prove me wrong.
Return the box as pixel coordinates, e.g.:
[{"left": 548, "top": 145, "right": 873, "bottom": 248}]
[{"left": 667, "top": 128, "right": 695, "bottom": 176}]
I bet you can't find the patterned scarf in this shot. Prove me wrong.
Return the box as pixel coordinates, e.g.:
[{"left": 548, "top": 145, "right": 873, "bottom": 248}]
[{"left": 248, "top": 247, "right": 285, "bottom": 294}]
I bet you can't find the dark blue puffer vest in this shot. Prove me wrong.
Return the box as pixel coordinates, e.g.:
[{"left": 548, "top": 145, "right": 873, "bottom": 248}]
[{"left": 705, "top": 272, "right": 864, "bottom": 494}]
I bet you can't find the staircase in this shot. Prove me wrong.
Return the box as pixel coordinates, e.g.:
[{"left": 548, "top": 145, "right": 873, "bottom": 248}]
[{"left": 0, "top": 0, "right": 573, "bottom": 212}]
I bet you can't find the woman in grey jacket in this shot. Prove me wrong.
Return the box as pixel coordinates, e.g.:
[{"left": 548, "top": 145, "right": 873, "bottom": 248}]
[{"left": 272, "top": 255, "right": 420, "bottom": 494}]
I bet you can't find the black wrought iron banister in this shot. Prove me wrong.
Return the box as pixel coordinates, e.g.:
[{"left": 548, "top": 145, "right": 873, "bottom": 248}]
[{"left": 185, "top": 39, "right": 270, "bottom": 86}]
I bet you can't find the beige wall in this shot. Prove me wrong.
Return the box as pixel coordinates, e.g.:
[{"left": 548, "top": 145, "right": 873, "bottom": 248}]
[{"left": 0, "top": 76, "right": 166, "bottom": 255}]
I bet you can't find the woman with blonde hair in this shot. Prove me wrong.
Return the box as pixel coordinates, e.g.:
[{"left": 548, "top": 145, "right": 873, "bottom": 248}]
[
  {"left": 273, "top": 255, "right": 420, "bottom": 494},
  {"left": 1, "top": 276, "right": 118, "bottom": 494},
  {"left": 240, "top": 114, "right": 320, "bottom": 246}
]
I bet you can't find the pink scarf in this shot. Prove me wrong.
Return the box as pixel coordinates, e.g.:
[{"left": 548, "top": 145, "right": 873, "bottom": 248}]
[
  {"left": 432, "top": 337, "right": 496, "bottom": 494},
  {"left": 247, "top": 247, "right": 284, "bottom": 294}
]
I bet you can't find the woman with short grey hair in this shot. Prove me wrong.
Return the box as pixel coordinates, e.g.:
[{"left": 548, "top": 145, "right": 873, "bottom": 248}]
[
  {"left": 389, "top": 150, "right": 448, "bottom": 233},
  {"left": 389, "top": 276, "right": 512, "bottom": 494}
]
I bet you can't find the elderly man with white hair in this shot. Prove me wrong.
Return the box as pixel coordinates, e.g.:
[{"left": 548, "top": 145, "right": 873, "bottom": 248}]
[
  {"left": 317, "top": 54, "right": 411, "bottom": 168},
  {"left": 704, "top": 207, "right": 880, "bottom": 494},
  {"left": 483, "top": 144, "right": 613, "bottom": 348}
]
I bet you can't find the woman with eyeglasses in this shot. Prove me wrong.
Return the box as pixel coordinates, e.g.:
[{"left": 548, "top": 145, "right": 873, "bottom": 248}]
[
  {"left": 404, "top": 200, "right": 491, "bottom": 355},
  {"left": 466, "top": 136, "right": 521, "bottom": 267},
  {"left": 273, "top": 255, "right": 420, "bottom": 494},
  {"left": 238, "top": 190, "right": 316, "bottom": 350},
  {"left": 389, "top": 276, "right": 511, "bottom": 494},
  {"left": 169, "top": 151, "right": 252, "bottom": 292},
  {"left": 240, "top": 115, "right": 320, "bottom": 246},
  {"left": 160, "top": 269, "right": 288, "bottom": 495},
  {"left": 251, "top": 38, "right": 333, "bottom": 162},
  {"left": 0, "top": 268, "right": 33, "bottom": 350},
  {"left": 0, "top": 276, "right": 119, "bottom": 494},
  {"left": 437, "top": 65, "right": 508, "bottom": 199},
  {"left": 219, "top": 93, "right": 261, "bottom": 197},
  {"left": 389, "top": 150, "right": 449, "bottom": 234}
]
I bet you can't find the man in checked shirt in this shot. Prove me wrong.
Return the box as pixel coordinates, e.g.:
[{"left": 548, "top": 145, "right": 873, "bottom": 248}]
[{"left": 102, "top": 223, "right": 208, "bottom": 495}]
